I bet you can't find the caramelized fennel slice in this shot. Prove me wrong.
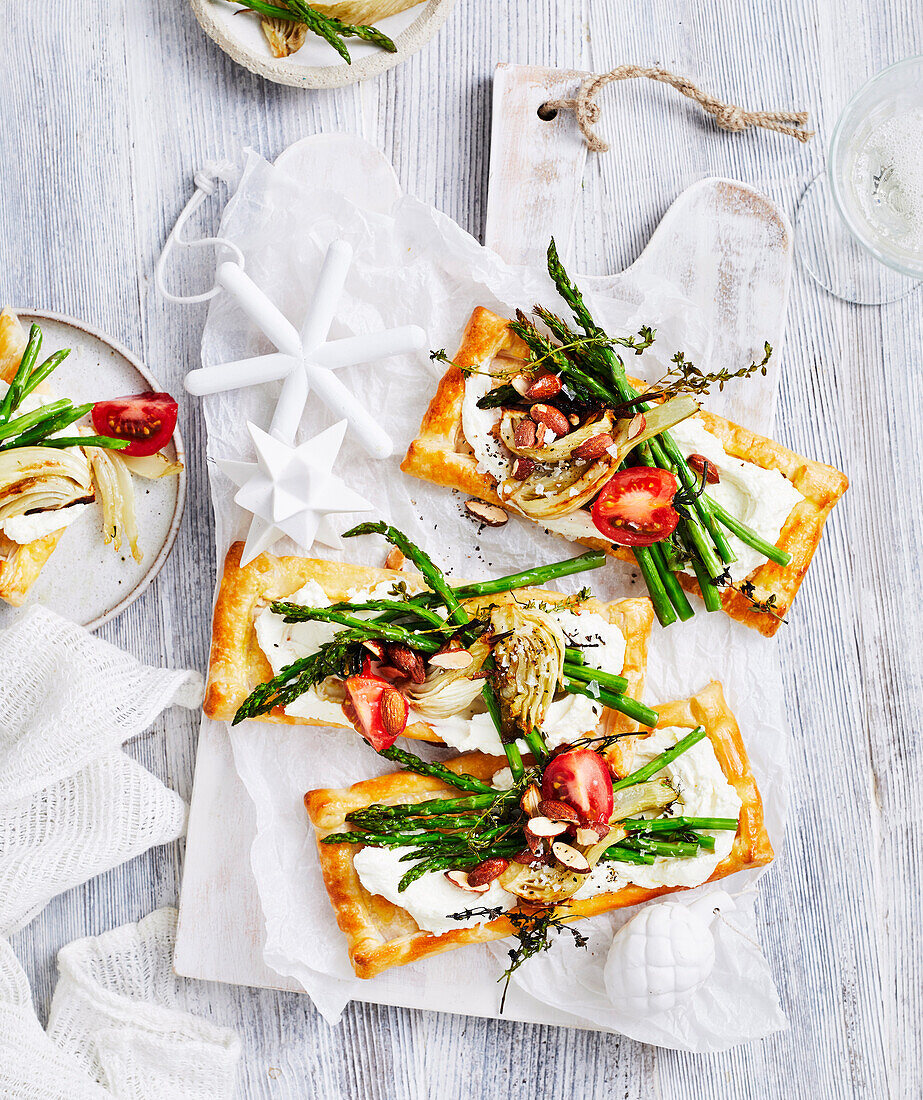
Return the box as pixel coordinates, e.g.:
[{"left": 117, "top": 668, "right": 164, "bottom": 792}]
[
  {"left": 407, "top": 639, "right": 491, "bottom": 720},
  {"left": 499, "top": 861, "right": 588, "bottom": 904},
  {"left": 117, "top": 452, "right": 184, "bottom": 479},
  {"left": 86, "top": 446, "right": 141, "bottom": 562},
  {"left": 610, "top": 780, "right": 677, "bottom": 821},
  {"left": 260, "top": 16, "right": 308, "bottom": 57},
  {"left": 0, "top": 448, "right": 95, "bottom": 522},
  {"left": 490, "top": 604, "right": 565, "bottom": 731}
]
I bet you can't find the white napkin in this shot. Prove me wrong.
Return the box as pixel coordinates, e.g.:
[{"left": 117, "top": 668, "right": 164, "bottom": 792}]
[
  {"left": 0, "top": 909, "right": 239, "bottom": 1099},
  {"left": 0, "top": 607, "right": 202, "bottom": 934},
  {"left": 198, "top": 135, "right": 789, "bottom": 1046}
]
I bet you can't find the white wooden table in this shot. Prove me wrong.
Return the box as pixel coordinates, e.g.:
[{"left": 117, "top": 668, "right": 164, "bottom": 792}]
[{"left": 2, "top": 2, "right": 920, "bottom": 1096}]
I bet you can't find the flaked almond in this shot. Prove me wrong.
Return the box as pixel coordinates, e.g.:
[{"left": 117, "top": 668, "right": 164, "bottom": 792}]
[
  {"left": 511, "top": 373, "right": 531, "bottom": 395},
  {"left": 464, "top": 499, "right": 509, "bottom": 527},
  {"left": 379, "top": 686, "right": 408, "bottom": 737},
  {"left": 511, "top": 456, "right": 536, "bottom": 480},
  {"left": 429, "top": 650, "right": 474, "bottom": 670},
  {"left": 525, "top": 372, "right": 563, "bottom": 400},
  {"left": 513, "top": 848, "right": 546, "bottom": 866},
  {"left": 527, "top": 815, "right": 569, "bottom": 838},
  {"left": 568, "top": 413, "right": 581, "bottom": 427},
  {"left": 573, "top": 433, "right": 614, "bottom": 462},
  {"left": 575, "top": 826, "right": 607, "bottom": 846},
  {"left": 538, "top": 799, "right": 581, "bottom": 825},
  {"left": 627, "top": 412, "right": 646, "bottom": 440},
  {"left": 551, "top": 841, "right": 591, "bottom": 873},
  {"left": 362, "top": 639, "right": 386, "bottom": 660},
  {"left": 467, "top": 857, "right": 509, "bottom": 887},
  {"left": 687, "top": 453, "right": 720, "bottom": 484},
  {"left": 529, "top": 403, "right": 570, "bottom": 437},
  {"left": 385, "top": 546, "right": 405, "bottom": 570},
  {"left": 513, "top": 418, "right": 538, "bottom": 448},
  {"left": 520, "top": 783, "right": 542, "bottom": 817},
  {"left": 385, "top": 643, "right": 426, "bottom": 684},
  {"left": 444, "top": 870, "right": 490, "bottom": 893},
  {"left": 523, "top": 828, "right": 547, "bottom": 856}
]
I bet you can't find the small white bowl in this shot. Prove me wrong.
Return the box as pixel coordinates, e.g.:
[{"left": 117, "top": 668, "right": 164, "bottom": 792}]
[{"left": 189, "top": 0, "right": 457, "bottom": 88}]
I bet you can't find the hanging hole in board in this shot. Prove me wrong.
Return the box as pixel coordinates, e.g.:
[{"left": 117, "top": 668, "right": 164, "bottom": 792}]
[{"left": 537, "top": 103, "right": 558, "bottom": 121}]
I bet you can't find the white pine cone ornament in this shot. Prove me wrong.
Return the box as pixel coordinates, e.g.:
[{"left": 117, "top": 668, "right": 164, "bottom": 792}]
[{"left": 604, "top": 902, "right": 716, "bottom": 1015}]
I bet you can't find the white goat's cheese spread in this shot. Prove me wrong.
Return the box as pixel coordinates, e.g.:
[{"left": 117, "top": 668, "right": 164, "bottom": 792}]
[
  {"left": 2, "top": 502, "right": 89, "bottom": 544},
  {"left": 667, "top": 417, "right": 804, "bottom": 582},
  {"left": 574, "top": 727, "right": 742, "bottom": 898},
  {"left": 254, "top": 579, "right": 404, "bottom": 723},
  {"left": 554, "top": 608, "right": 626, "bottom": 673},
  {"left": 461, "top": 373, "right": 509, "bottom": 483},
  {"left": 353, "top": 845, "right": 516, "bottom": 934}
]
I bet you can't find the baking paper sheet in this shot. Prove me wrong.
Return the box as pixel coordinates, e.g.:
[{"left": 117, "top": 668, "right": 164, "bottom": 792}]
[{"left": 198, "top": 134, "right": 788, "bottom": 1049}]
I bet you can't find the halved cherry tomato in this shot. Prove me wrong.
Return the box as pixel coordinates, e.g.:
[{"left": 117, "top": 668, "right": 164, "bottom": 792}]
[
  {"left": 591, "top": 466, "right": 679, "bottom": 547},
  {"left": 541, "top": 748, "right": 613, "bottom": 824},
  {"left": 343, "top": 673, "right": 407, "bottom": 751},
  {"left": 91, "top": 392, "right": 178, "bottom": 457}
]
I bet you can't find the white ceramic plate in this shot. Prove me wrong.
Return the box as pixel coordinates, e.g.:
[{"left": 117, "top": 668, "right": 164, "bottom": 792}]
[
  {"left": 189, "top": 0, "right": 456, "bottom": 88},
  {"left": 0, "top": 311, "right": 186, "bottom": 631}
]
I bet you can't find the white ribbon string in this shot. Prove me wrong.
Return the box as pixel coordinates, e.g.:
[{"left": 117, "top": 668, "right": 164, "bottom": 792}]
[{"left": 154, "top": 162, "right": 244, "bottom": 305}]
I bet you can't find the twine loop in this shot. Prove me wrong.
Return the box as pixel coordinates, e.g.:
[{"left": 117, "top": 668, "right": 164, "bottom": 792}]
[
  {"left": 154, "top": 160, "right": 243, "bottom": 305},
  {"left": 545, "top": 65, "right": 813, "bottom": 152}
]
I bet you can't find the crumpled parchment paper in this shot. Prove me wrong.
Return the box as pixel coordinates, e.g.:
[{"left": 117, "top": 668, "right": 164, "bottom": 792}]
[{"left": 198, "top": 133, "right": 788, "bottom": 1049}]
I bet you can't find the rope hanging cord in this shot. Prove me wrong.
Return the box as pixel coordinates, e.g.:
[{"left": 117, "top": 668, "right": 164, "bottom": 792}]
[{"left": 544, "top": 65, "right": 814, "bottom": 152}]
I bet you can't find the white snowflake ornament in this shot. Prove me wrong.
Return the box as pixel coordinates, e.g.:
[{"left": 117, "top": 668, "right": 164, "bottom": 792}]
[
  {"left": 218, "top": 419, "right": 373, "bottom": 565},
  {"left": 183, "top": 240, "right": 426, "bottom": 460},
  {"left": 187, "top": 238, "right": 425, "bottom": 562},
  {"left": 604, "top": 901, "right": 716, "bottom": 1015}
]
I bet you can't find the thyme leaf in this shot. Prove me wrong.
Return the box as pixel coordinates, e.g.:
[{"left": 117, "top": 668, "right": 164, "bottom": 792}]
[{"left": 735, "top": 580, "right": 788, "bottom": 622}]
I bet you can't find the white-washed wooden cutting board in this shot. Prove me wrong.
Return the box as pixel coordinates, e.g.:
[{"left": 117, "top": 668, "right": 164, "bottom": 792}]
[{"left": 174, "top": 64, "right": 792, "bottom": 1018}]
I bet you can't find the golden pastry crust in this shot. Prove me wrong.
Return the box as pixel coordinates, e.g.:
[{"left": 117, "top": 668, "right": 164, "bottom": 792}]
[
  {"left": 401, "top": 307, "right": 849, "bottom": 637},
  {"left": 305, "top": 680, "right": 772, "bottom": 979},
  {"left": 0, "top": 308, "right": 65, "bottom": 605},
  {"left": 0, "top": 531, "right": 64, "bottom": 605},
  {"left": 204, "top": 541, "right": 654, "bottom": 739}
]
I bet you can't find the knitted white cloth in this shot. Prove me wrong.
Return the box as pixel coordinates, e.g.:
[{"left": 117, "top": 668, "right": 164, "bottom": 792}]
[
  {"left": 0, "top": 607, "right": 203, "bottom": 935},
  {"left": 1, "top": 910, "right": 240, "bottom": 1099}
]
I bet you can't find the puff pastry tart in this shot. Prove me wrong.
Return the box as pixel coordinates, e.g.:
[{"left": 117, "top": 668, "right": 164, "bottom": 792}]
[
  {"left": 0, "top": 310, "right": 62, "bottom": 604},
  {"left": 305, "top": 680, "right": 772, "bottom": 979},
  {"left": 403, "top": 281, "right": 848, "bottom": 636},
  {"left": 0, "top": 310, "right": 182, "bottom": 606},
  {"left": 205, "top": 537, "right": 655, "bottom": 755}
]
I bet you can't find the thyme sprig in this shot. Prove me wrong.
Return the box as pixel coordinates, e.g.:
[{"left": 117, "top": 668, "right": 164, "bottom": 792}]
[
  {"left": 448, "top": 903, "right": 589, "bottom": 1011},
  {"left": 652, "top": 343, "right": 773, "bottom": 400}
]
